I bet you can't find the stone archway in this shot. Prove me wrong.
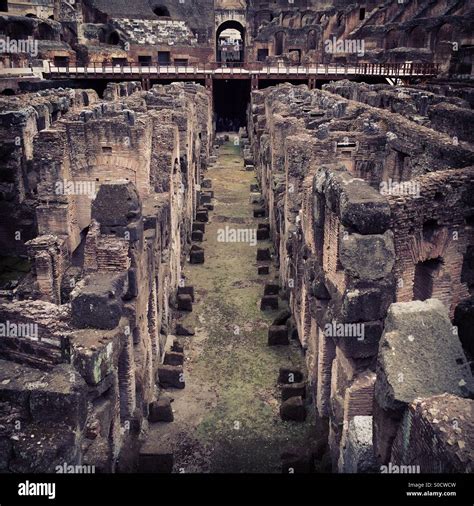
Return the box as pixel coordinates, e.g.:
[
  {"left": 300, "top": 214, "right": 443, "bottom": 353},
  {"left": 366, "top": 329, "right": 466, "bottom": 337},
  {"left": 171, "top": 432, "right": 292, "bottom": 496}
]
[{"left": 216, "top": 20, "right": 245, "bottom": 63}]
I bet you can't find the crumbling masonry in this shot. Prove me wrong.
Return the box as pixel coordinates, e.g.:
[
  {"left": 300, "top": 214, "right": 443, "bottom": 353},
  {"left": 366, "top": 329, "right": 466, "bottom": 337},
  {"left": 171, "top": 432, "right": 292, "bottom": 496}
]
[
  {"left": 0, "top": 81, "right": 213, "bottom": 472},
  {"left": 248, "top": 82, "right": 474, "bottom": 473}
]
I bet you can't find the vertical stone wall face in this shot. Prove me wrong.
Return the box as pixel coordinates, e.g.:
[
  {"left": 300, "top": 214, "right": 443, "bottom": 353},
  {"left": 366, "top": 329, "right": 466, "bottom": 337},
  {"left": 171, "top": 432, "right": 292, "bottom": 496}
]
[
  {"left": 0, "top": 81, "right": 213, "bottom": 472},
  {"left": 249, "top": 82, "right": 474, "bottom": 473}
]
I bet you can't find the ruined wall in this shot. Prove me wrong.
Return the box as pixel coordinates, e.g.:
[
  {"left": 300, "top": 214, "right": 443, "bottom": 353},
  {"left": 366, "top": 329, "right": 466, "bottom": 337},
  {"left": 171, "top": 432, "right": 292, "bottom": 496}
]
[
  {"left": 6, "top": 0, "right": 470, "bottom": 75},
  {"left": 324, "top": 80, "right": 474, "bottom": 143},
  {"left": 0, "top": 88, "right": 98, "bottom": 267},
  {"left": 0, "top": 81, "right": 213, "bottom": 472},
  {"left": 249, "top": 82, "right": 474, "bottom": 473}
]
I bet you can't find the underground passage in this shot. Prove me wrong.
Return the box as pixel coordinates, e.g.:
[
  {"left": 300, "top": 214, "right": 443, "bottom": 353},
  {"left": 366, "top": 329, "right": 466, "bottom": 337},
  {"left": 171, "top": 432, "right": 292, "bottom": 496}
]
[{"left": 0, "top": 1, "right": 473, "bottom": 504}]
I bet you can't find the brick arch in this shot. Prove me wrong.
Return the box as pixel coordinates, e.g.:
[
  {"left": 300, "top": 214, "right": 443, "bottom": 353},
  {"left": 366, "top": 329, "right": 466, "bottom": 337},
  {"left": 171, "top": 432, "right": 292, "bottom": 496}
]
[
  {"left": 407, "top": 25, "right": 428, "bottom": 48},
  {"left": 73, "top": 155, "right": 150, "bottom": 196},
  {"left": 430, "top": 22, "right": 455, "bottom": 51},
  {"left": 274, "top": 31, "right": 285, "bottom": 55},
  {"left": 385, "top": 29, "right": 400, "bottom": 50},
  {"left": 70, "top": 159, "right": 148, "bottom": 233},
  {"left": 301, "top": 11, "right": 316, "bottom": 27},
  {"left": 307, "top": 29, "right": 318, "bottom": 51},
  {"left": 281, "top": 12, "right": 300, "bottom": 28}
]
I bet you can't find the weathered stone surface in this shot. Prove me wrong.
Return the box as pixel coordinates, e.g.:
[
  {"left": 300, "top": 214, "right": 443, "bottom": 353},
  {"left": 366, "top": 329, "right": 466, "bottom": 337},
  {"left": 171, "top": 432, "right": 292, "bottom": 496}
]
[
  {"left": 278, "top": 367, "right": 304, "bottom": 384},
  {"left": 92, "top": 182, "right": 141, "bottom": 236},
  {"left": 193, "top": 222, "right": 205, "bottom": 233},
  {"left": 171, "top": 339, "right": 184, "bottom": 353},
  {"left": 71, "top": 273, "right": 127, "bottom": 330},
  {"left": 177, "top": 294, "right": 193, "bottom": 312},
  {"left": 190, "top": 245, "right": 205, "bottom": 264},
  {"left": 391, "top": 394, "right": 474, "bottom": 473},
  {"left": 149, "top": 397, "right": 174, "bottom": 423},
  {"left": 178, "top": 286, "right": 195, "bottom": 302},
  {"left": 268, "top": 325, "right": 289, "bottom": 346},
  {"left": 164, "top": 351, "right": 184, "bottom": 366},
  {"left": 339, "top": 231, "right": 395, "bottom": 281},
  {"left": 257, "top": 228, "right": 270, "bottom": 240},
  {"left": 338, "top": 416, "right": 377, "bottom": 473},
  {"left": 374, "top": 299, "right": 474, "bottom": 464},
  {"left": 196, "top": 209, "right": 209, "bottom": 222},
  {"left": 192, "top": 230, "right": 204, "bottom": 241},
  {"left": 260, "top": 295, "right": 278, "bottom": 310},
  {"left": 280, "top": 396, "right": 307, "bottom": 422},
  {"left": 257, "top": 248, "right": 271, "bottom": 261},
  {"left": 264, "top": 283, "right": 280, "bottom": 296},
  {"left": 157, "top": 365, "right": 185, "bottom": 389},
  {"left": 281, "top": 382, "right": 306, "bottom": 401},
  {"left": 376, "top": 299, "right": 474, "bottom": 412}
]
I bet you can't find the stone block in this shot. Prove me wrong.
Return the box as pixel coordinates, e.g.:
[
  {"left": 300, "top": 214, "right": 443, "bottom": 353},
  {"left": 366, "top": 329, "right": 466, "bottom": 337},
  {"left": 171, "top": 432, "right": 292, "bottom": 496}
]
[
  {"left": 191, "top": 230, "right": 203, "bottom": 242},
  {"left": 278, "top": 367, "right": 304, "bottom": 384},
  {"left": 177, "top": 294, "right": 192, "bottom": 312},
  {"left": 257, "top": 248, "right": 271, "bottom": 261},
  {"left": 157, "top": 365, "right": 185, "bottom": 389},
  {"left": 164, "top": 351, "right": 184, "bottom": 366},
  {"left": 196, "top": 209, "right": 209, "bottom": 223},
  {"left": 257, "top": 228, "right": 270, "bottom": 240},
  {"left": 190, "top": 245, "right": 204, "bottom": 264},
  {"left": 260, "top": 295, "right": 278, "bottom": 310},
  {"left": 71, "top": 273, "right": 127, "bottom": 330},
  {"left": 175, "top": 323, "right": 195, "bottom": 336},
  {"left": 171, "top": 339, "right": 184, "bottom": 353},
  {"left": 338, "top": 416, "right": 377, "bottom": 473},
  {"left": 193, "top": 222, "right": 205, "bottom": 233},
  {"left": 149, "top": 397, "right": 174, "bottom": 423},
  {"left": 264, "top": 283, "right": 279, "bottom": 296},
  {"left": 339, "top": 231, "right": 395, "bottom": 281},
  {"left": 268, "top": 325, "right": 289, "bottom": 346},
  {"left": 177, "top": 286, "right": 195, "bottom": 302},
  {"left": 281, "top": 382, "right": 306, "bottom": 401},
  {"left": 254, "top": 208, "right": 266, "bottom": 218},
  {"left": 280, "top": 396, "right": 307, "bottom": 421}
]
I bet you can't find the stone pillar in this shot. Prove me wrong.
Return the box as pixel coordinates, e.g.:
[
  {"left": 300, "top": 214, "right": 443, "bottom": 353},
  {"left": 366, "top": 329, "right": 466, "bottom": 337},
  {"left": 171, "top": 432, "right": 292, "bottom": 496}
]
[{"left": 26, "top": 235, "right": 66, "bottom": 304}]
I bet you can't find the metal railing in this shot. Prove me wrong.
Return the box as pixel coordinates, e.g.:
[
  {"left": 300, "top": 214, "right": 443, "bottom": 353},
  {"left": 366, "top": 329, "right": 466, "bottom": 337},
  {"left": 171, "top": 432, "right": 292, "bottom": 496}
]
[{"left": 46, "top": 61, "right": 440, "bottom": 79}]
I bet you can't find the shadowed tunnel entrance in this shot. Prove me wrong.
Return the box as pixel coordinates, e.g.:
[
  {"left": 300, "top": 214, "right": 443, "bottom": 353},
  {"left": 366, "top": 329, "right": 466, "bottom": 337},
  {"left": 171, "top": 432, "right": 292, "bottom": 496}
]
[{"left": 213, "top": 79, "right": 250, "bottom": 132}]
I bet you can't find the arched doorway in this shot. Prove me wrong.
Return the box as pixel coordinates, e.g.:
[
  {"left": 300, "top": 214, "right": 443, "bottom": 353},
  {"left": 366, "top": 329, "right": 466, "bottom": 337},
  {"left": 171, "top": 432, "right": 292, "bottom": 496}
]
[{"left": 216, "top": 20, "right": 245, "bottom": 64}]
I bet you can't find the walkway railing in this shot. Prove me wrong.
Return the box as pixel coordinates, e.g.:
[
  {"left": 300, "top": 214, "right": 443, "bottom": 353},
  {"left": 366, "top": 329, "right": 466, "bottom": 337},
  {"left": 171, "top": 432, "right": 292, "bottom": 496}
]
[{"left": 45, "top": 61, "right": 440, "bottom": 79}]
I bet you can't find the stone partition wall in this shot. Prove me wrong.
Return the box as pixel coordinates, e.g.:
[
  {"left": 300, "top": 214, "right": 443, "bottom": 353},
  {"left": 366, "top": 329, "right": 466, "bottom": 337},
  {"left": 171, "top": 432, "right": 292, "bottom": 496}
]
[
  {"left": 249, "top": 82, "right": 474, "bottom": 473},
  {"left": 0, "top": 81, "right": 214, "bottom": 472},
  {"left": 323, "top": 80, "right": 474, "bottom": 143}
]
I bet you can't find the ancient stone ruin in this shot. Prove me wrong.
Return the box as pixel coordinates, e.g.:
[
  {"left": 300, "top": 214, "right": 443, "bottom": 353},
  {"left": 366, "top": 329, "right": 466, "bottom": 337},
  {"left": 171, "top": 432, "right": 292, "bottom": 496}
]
[{"left": 0, "top": 0, "right": 472, "bottom": 488}]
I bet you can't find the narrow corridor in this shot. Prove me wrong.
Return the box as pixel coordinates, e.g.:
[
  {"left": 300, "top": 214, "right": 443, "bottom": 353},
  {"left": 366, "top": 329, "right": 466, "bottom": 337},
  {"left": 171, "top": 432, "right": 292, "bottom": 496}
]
[{"left": 143, "top": 135, "right": 324, "bottom": 473}]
